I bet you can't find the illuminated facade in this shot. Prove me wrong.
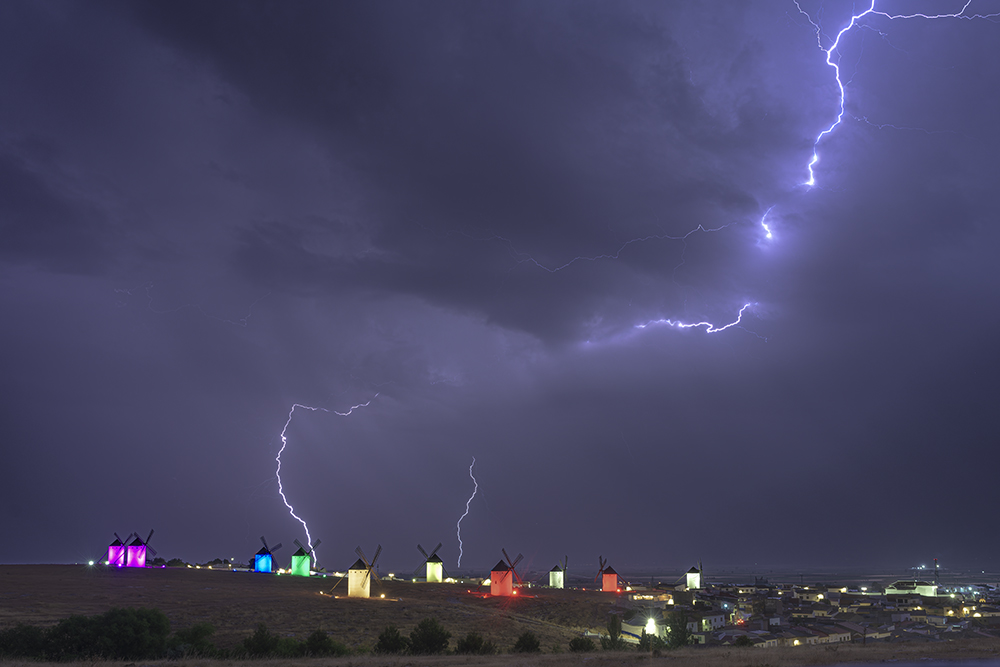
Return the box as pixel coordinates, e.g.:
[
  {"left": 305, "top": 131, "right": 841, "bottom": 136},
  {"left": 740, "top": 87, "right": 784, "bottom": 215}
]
[
  {"left": 490, "top": 560, "right": 513, "bottom": 596},
  {"left": 125, "top": 537, "right": 146, "bottom": 568},
  {"left": 601, "top": 565, "right": 620, "bottom": 592},
  {"left": 348, "top": 558, "right": 371, "bottom": 598},
  {"left": 686, "top": 566, "right": 702, "bottom": 590},
  {"left": 549, "top": 565, "right": 564, "bottom": 588},
  {"left": 107, "top": 538, "right": 126, "bottom": 568},
  {"left": 289, "top": 547, "right": 311, "bottom": 576},
  {"left": 254, "top": 550, "right": 274, "bottom": 573},
  {"left": 425, "top": 554, "right": 443, "bottom": 583}
]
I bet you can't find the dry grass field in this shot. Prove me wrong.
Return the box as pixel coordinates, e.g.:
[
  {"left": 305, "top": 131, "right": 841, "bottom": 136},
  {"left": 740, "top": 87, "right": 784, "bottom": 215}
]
[{"left": 3, "top": 565, "right": 1000, "bottom": 667}]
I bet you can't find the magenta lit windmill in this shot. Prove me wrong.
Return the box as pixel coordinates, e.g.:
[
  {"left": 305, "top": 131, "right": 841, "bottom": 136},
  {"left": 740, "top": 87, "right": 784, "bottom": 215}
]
[
  {"left": 126, "top": 530, "right": 156, "bottom": 568},
  {"left": 106, "top": 532, "right": 133, "bottom": 568},
  {"left": 414, "top": 542, "right": 448, "bottom": 583},
  {"left": 254, "top": 536, "right": 282, "bottom": 573},
  {"left": 489, "top": 548, "right": 522, "bottom": 597},
  {"left": 348, "top": 544, "right": 382, "bottom": 598}
]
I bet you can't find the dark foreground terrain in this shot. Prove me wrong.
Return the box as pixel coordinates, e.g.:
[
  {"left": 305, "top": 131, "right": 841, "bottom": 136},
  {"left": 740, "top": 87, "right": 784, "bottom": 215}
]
[{"left": 3, "top": 565, "right": 1000, "bottom": 666}]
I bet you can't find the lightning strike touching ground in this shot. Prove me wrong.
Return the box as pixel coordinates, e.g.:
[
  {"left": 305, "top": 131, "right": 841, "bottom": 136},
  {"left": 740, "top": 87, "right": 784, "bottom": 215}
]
[
  {"left": 274, "top": 395, "right": 377, "bottom": 563},
  {"left": 456, "top": 456, "right": 478, "bottom": 568},
  {"left": 795, "top": 0, "right": 1000, "bottom": 187}
]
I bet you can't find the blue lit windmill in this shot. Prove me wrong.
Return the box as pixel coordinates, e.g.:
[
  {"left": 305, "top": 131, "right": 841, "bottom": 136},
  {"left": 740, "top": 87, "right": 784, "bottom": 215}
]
[{"left": 254, "top": 536, "right": 282, "bottom": 573}]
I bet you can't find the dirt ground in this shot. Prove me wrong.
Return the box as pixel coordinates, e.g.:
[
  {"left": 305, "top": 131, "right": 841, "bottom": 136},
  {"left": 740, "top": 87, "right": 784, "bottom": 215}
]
[
  {"left": 0, "top": 565, "right": 610, "bottom": 651},
  {"left": 3, "top": 565, "right": 1000, "bottom": 666}
]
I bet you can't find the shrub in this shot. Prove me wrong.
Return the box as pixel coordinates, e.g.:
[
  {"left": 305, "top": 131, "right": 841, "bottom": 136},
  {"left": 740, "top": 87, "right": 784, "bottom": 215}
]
[
  {"left": 568, "top": 636, "right": 596, "bottom": 652},
  {"left": 374, "top": 625, "right": 410, "bottom": 654},
  {"left": 600, "top": 614, "right": 628, "bottom": 651},
  {"left": 47, "top": 607, "right": 171, "bottom": 660},
  {"left": 0, "top": 624, "right": 47, "bottom": 658},
  {"left": 169, "top": 622, "right": 217, "bottom": 657},
  {"left": 305, "top": 629, "right": 350, "bottom": 656},
  {"left": 734, "top": 635, "right": 754, "bottom": 647},
  {"left": 455, "top": 631, "right": 497, "bottom": 655},
  {"left": 513, "top": 631, "right": 541, "bottom": 653},
  {"left": 409, "top": 618, "right": 450, "bottom": 654},
  {"left": 638, "top": 629, "right": 665, "bottom": 652},
  {"left": 241, "top": 622, "right": 300, "bottom": 657}
]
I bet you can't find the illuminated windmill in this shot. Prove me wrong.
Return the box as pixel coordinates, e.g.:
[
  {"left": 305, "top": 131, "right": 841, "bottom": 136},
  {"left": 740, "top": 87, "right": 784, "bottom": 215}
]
[
  {"left": 348, "top": 544, "right": 381, "bottom": 598},
  {"left": 254, "top": 536, "right": 282, "bottom": 573},
  {"left": 596, "top": 556, "right": 619, "bottom": 592},
  {"left": 490, "top": 548, "right": 522, "bottom": 597},
  {"left": 686, "top": 563, "right": 703, "bottom": 590},
  {"left": 414, "top": 543, "right": 447, "bottom": 583},
  {"left": 125, "top": 530, "right": 156, "bottom": 568},
  {"left": 106, "top": 532, "right": 132, "bottom": 568},
  {"left": 289, "top": 538, "right": 320, "bottom": 576},
  {"left": 549, "top": 555, "right": 568, "bottom": 589}
]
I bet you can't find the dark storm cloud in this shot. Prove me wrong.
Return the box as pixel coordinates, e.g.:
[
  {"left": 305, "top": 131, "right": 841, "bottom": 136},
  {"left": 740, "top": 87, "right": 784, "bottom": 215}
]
[{"left": 2, "top": 0, "right": 999, "bottom": 570}]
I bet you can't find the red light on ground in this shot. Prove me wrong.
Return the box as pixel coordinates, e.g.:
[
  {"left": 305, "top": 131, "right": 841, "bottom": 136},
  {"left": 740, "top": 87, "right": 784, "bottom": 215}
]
[{"left": 513, "top": 590, "right": 518, "bottom": 595}]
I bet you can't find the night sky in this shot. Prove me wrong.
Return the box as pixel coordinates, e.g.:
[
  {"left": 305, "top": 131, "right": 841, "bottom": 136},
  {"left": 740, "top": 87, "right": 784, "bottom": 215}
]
[{"left": 3, "top": 1, "right": 998, "bottom": 574}]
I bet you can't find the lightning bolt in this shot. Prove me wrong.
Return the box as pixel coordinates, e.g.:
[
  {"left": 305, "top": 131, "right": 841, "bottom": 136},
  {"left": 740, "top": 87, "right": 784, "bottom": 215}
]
[
  {"left": 796, "top": 0, "right": 1000, "bottom": 187},
  {"left": 456, "top": 456, "right": 478, "bottom": 568},
  {"left": 275, "top": 394, "right": 377, "bottom": 563},
  {"left": 635, "top": 303, "right": 755, "bottom": 334}
]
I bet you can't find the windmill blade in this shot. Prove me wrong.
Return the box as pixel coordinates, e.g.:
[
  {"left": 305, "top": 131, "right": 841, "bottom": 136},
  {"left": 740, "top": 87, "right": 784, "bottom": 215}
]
[
  {"left": 355, "top": 546, "right": 369, "bottom": 565},
  {"left": 442, "top": 564, "right": 451, "bottom": 579},
  {"left": 429, "top": 543, "right": 442, "bottom": 558},
  {"left": 309, "top": 539, "right": 321, "bottom": 554},
  {"left": 511, "top": 553, "right": 523, "bottom": 569},
  {"left": 272, "top": 542, "right": 282, "bottom": 552},
  {"left": 502, "top": 548, "right": 513, "bottom": 567},
  {"left": 564, "top": 555, "right": 569, "bottom": 573},
  {"left": 114, "top": 532, "right": 125, "bottom": 544},
  {"left": 260, "top": 536, "right": 269, "bottom": 551},
  {"left": 294, "top": 538, "right": 305, "bottom": 551},
  {"left": 145, "top": 529, "right": 154, "bottom": 545},
  {"left": 417, "top": 543, "right": 429, "bottom": 559},
  {"left": 372, "top": 544, "right": 382, "bottom": 566},
  {"left": 412, "top": 563, "right": 425, "bottom": 577},
  {"left": 329, "top": 571, "right": 348, "bottom": 593},
  {"left": 147, "top": 545, "right": 158, "bottom": 557}
]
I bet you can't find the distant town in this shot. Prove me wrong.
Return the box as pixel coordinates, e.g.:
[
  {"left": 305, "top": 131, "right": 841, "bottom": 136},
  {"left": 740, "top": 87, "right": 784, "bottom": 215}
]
[{"left": 601, "top": 565, "right": 1000, "bottom": 647}]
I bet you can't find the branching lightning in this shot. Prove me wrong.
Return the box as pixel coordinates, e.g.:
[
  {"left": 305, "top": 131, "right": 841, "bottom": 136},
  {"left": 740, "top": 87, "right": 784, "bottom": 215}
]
[
  {"left": 456, "top": 456, "right": 478, "bottom": 568},
  {"left": 635, "top": 303, "right": 755, "bottom": 334},
  {"left": 275, "top": 395, "right": 377, "bottom": 562},
  {"left": 795, "top": 0, "right": 1000, "bottom": 187}
]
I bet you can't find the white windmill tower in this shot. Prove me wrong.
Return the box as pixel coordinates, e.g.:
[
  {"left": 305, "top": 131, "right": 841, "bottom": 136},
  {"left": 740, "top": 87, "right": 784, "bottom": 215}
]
[{"left": 348, "top": 544, "right": 381, "bottom": 598}]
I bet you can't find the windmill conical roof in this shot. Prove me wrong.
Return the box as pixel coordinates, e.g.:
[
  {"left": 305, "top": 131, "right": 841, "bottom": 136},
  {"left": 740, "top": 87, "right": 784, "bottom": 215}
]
[
  {"left": 687, "top": 566, "right": 700, "bottom": 573},
  {"left": 491, "top": 560, "right": 510, "bottom": 572},
  {"left": 110, "top": 539, "right": 122, "bottom": 546},
  {"left": 603, "top": 566, "right": 618, "bottom": 575},
  {"left": 129, "top": 537, "right": 144, "bottom": 546},
  {"left": 292, "top": 547, "right": 308, "bottom": 556},
  {"left": 427, "top": 554, "right": 443, "bottom": 563},
  {"left": 256, "top": 546, "right": 269, "bottom": 555},
  {"left": 349, "top": 558, "right": 367, "bottom": 571}
]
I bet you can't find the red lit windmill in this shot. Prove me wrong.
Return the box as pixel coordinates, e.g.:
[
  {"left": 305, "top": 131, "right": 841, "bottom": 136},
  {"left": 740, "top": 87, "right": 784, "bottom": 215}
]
[
  {"left": 489, "top": 548, "right": 523, "bottom": 597},
  {"left": 126, "top": 530, "right": 156, "bottom": 568},
  {"left": 596, "top": 556, "right": 620, "bottom": 592},
  {"left": 414, "top": 542, "right": 448, "bottom": 583}
]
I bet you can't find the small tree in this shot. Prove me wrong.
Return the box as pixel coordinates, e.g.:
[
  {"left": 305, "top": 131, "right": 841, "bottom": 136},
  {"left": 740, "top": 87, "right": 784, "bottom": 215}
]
[
  {"left": 733, "top": 635, "right": 754, "bottom": 647},
  {"left": 456, "top": 632, "right": 497, "bottom": 655},
  {"left": 374, "top": 625, "right": 409, "bottom": 654},
  {"left": 665, "top": 609, "right": 694, "bottom": 649},
  {"left": 169, "top": 622, "right": 217, "bottom": 657},
  {"left": 638, "top": 629, "right": 665, "bottom": 652},
  {"left": 568, "top": 636, "right": 595, "bottom": 652},
  {"left": 304, "top": 629, "right": 350, "bottom": 656},
  {"left": 408, "top": 618, "right": 450, "bottom": 655},
  {"left": 513, "top": 631, "right": 541, "bottom": 653},
  {"left": 601, "top": 614, "right": 629, "bottom": 651}
]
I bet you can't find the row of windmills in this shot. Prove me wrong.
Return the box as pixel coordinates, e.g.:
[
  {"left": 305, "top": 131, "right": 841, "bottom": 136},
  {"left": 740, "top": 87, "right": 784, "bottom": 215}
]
[
  {"left": 106, "top": 531, "right": 156, "bottom": 568},
  {"left": 254, "top": 536, "right": 319, "bottom": 575}
]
